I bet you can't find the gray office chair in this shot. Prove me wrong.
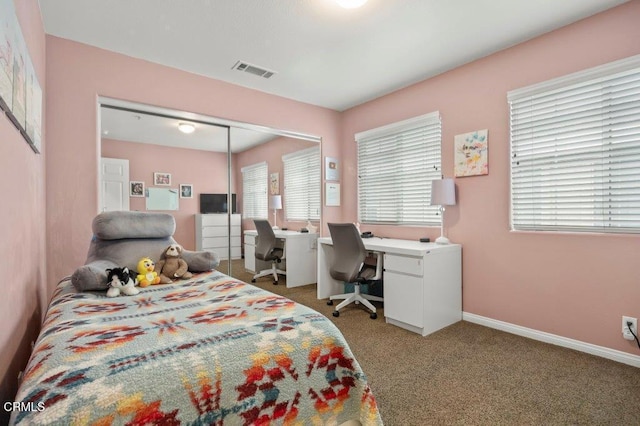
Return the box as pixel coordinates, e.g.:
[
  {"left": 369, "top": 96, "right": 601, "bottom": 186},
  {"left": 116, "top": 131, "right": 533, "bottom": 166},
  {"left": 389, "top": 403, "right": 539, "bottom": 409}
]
[
  {"left": 326, "top": 223, "right": 383, "bottom": 319},
  {"left": 251, "top": 219, "right": 286, "bottom": 285}
]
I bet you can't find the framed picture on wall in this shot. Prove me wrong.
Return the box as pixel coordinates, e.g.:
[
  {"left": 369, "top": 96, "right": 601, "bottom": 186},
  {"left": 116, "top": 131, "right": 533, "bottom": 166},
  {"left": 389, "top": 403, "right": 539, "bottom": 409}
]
[
  {"left": 154, "top": 172, "right": 171, "bottom": 186},
  {"left": 454, "top": 129, "right": 489, "bottom": 177},
  {"left": 270, "top": 172, "right": 279, "bottom": 195},
  {"left": 130, "top": 181, "right": 145, "bottom": 197},
  {"left": 180, "top": 184, "right": 193, "bottom": 198},
  {"left": 325, "top": 157, "right": 339, "bottom": 181}
]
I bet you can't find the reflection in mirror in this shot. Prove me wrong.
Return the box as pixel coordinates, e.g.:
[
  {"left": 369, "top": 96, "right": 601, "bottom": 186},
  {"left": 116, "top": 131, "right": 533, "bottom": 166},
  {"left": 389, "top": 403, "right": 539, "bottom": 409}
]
[
  {"left": 98, "top": 99, "right": 321, "bottom": 281},
  {"left": 234, "top": 134, "right": 321, "bottom": 237},
  {"left": 146, "top": 187, "right": 179, "bottom": 211}
]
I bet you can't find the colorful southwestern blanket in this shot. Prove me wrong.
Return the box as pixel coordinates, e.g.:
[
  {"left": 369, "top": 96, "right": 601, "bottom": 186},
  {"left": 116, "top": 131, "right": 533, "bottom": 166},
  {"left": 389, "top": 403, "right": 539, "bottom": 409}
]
[{"left": 11, "top": 271, "right": 382, "bottom": 425}]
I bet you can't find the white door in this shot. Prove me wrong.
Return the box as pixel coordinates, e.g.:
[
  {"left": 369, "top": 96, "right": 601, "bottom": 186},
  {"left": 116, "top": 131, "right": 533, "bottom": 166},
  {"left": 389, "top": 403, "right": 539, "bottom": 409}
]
[{"left": 100, "top": 157, "right": 130, "bottom": 212}]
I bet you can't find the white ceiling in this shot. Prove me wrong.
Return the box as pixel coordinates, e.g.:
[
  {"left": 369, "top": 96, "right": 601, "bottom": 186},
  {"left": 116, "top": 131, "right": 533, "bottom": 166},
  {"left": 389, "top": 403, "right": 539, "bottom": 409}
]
[
  {"left": 100, "top": 105, "right": 280, "bottom": 153},
  {"left": 38, "top": 0, "right": 627, "bottom": 112}
]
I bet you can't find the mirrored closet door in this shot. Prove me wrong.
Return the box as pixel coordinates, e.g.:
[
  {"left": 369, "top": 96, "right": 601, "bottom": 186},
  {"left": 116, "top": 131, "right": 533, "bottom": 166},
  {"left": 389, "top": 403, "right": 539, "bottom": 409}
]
[{"left": 98, "top": 98, "right": 321, "bottom": 280}]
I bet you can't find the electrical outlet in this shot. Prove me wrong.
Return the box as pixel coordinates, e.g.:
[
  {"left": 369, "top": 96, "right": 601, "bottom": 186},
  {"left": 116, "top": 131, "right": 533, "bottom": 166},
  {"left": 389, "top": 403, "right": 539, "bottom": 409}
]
[{"left": 622, "top": 316, "right": 637, "bottom": 341}]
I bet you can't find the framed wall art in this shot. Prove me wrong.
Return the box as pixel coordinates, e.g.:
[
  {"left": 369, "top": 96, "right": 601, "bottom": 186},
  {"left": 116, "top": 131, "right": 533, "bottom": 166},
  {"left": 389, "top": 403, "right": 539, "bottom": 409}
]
[
  {"left": 0, "top": 0, "right": 43, "bottom": 153},
  {"left": 454, "top": 129, "right": 488, "bottom": 177},
  {"left": 325, "top": 156, "right": 339, "bottom": 181},
  {"left": 270, "top": 172, "right": 279, "bottom": 195},
  {"left": 154, "top": 172, "right": 171, "bottom": 186},
  {"left": 180, "top": 184, "right": 193, "bottom": 198},
  {"left": 130, "top": 181, "right": 145, "bottom": 197}
]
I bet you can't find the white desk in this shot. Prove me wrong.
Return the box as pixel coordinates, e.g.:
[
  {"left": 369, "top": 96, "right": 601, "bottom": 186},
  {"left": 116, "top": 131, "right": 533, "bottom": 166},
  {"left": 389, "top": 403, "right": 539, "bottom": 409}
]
[
  {"left": 244, "top": 230, "right": 318, "bottom": 288},
  {"left": 318, "top": 237, "right": 461, "bottom": 336}
]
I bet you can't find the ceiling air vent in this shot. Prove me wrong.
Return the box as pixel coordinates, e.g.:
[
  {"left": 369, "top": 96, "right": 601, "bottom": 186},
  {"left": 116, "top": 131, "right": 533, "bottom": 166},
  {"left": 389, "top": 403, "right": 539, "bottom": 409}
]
[{"left": 232, "top": 61, "right": 276, "bottom": 79}]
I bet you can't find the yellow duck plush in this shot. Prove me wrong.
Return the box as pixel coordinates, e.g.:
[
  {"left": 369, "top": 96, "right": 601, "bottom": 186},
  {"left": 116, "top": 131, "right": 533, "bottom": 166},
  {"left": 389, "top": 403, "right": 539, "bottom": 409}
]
[{"left": 136, "top": 257, "right": 161, "bottom": 287}]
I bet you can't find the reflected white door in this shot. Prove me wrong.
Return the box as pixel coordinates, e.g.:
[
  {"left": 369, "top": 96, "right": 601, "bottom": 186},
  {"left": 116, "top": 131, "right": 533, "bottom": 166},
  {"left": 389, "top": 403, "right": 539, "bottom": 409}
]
[{"left": 100, "top": 157, "right": 130, "bottom": 212}]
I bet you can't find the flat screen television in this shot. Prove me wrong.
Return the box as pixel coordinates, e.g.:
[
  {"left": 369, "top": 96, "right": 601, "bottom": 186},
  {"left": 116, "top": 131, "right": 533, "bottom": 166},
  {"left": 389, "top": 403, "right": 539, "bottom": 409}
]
[{"left": 200, "top": 193, "right": 237, "bottom": 214}]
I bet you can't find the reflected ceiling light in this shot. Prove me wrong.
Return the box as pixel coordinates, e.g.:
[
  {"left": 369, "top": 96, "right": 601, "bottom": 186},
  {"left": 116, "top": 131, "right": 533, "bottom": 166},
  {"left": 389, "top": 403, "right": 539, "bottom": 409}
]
[
  {"left": 178, "top": 122, "right": 195, "bottom": 134},
  {"left": 335, "top": 0, "right": 368, "bottom": 8}
]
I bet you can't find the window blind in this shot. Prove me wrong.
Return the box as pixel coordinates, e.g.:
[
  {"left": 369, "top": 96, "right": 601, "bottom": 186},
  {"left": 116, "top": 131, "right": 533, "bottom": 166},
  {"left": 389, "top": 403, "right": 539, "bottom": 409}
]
[
  {"left": 356, "top": 112, "right": 442, "bottom": 225},
  {"left": 241, "top": 162, "right": 268, "bottom": 219},
  {"left": 509, "top": 55, "right": 640, "bottom": 233},
  {"left": 283, "top": 146, "right": 320, "bottom": 221}
]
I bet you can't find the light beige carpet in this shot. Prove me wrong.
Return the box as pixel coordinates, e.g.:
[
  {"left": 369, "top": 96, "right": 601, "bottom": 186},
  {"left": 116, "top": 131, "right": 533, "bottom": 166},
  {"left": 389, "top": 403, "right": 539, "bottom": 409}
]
[{"left": 225, "top": 260, "right": 640, "bottom": 425}]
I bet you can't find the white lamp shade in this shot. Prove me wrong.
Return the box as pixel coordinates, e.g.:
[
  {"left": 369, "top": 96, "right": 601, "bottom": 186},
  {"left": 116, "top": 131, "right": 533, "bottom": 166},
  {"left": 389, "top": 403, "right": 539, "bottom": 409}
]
[
  {"left": 430, "top": 178, "right": 456, "bottom": 206},
  {"left": 270, "top": 195, "right": 283, "bottom": 210}
]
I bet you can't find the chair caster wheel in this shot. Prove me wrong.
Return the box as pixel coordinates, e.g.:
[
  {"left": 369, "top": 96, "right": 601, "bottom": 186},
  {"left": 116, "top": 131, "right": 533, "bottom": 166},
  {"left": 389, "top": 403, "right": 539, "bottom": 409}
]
[
  {"left": 273, "top": 281, "right": 278, "bottom": 285},
  {"left": 332, "top": 311, "right": 340, "bottom": 317},
  {"left": 251, "top": 279, "right": 256, "bottom": 283},
  {"left": 370, "top": 313, "right": 377, "bottom": 319},
  {"left": 327, "top": 300, "right": 333, "bottom": 306}
]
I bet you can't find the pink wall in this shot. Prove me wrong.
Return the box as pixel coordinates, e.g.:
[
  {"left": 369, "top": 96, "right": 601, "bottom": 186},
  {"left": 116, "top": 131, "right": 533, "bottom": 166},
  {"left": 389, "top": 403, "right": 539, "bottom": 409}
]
[
  {"left": 101, "top": 138, "right": 229, "bottom": 250},
  {"left": 13, "top": 7, "right": 633, "bottom": 410},
  {"left": 341, "top": 2, "right": 640, "bottom": 354},
  {"left": 235, "top": 136, "right": 319, "bottom": 233},
  {"left": 0, "top": 0, "right": 46, "bottom": 416},
  {"left": 45, "top": 36, "right": 341, "bottom": 293}
]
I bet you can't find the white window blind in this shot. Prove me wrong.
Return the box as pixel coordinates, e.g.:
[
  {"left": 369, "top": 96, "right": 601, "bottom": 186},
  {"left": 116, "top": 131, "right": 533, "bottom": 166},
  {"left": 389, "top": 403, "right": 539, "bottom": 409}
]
[
  {"left": 356, "top": 112, "right": 442, "bottom": 225},
  {"left": 241, "top": 162, "right": 268, "bottom": 219},
  {"left": 509, "top": 55, "right": 640, "bottom": 234},
  {"left": 283, "top": 146, "right": 320, "bottom": 221}
]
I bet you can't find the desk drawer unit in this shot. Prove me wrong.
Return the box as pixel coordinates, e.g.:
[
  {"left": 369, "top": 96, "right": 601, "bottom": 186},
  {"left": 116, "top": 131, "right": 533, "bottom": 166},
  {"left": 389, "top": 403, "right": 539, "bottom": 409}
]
[
  {"left": 382, "top": 247, "right": 462, "bottom": 336},
  {"left": 243, "top": 233, "right": 274, "bottom": 273},
  {"left": 316, "top": 238, "right": 461, "bottom": 335},
  {"left": 244, "top": 234, "right": 257, "bottom": 271},
  {"left": 384, "top": 254, "right": 424, "bottom": 329}
]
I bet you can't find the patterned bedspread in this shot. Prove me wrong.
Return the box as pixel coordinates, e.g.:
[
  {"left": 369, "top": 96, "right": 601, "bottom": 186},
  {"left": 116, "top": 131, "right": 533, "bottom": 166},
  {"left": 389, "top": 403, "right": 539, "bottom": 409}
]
[{"left": 11, "top": 271, "right": 382, "bottom": 425}]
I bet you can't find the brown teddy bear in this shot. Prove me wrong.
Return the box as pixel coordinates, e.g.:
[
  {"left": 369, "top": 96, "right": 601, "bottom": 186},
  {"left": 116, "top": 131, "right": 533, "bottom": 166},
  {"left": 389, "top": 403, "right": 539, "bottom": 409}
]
[{"left": 156, "top": 244, "right": 193, "bottom": 283}]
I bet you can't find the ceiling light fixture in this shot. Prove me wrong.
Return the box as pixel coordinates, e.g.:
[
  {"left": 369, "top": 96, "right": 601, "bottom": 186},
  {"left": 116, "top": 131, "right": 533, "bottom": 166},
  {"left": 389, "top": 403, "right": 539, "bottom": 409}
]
[
  {"left": 335, "top": 0, "right": 368, "bottom": 9},
  {"left": 178, "top": 122, "right": 195, "bottom": 134}
]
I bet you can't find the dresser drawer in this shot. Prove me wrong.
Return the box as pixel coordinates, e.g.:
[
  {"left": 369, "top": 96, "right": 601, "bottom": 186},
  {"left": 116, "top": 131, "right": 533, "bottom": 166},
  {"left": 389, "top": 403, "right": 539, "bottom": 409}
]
[
  {"left": 384, "top": 254, "right": 423, "bottom": 277},
  {"left": 202, "top": 227, "right": 228, "bottom": 238},
  {"left": 200, "top": 214, "right": 241, "bottom": 227},
  {"left": 202, "top": 236, "right": 241, "bottom": 249},
  {"left": 208, "top": 246, "right": 242, "bottom": 260},
  {"left": 202, "top": 226, "right": 241, "bottom": 238}
]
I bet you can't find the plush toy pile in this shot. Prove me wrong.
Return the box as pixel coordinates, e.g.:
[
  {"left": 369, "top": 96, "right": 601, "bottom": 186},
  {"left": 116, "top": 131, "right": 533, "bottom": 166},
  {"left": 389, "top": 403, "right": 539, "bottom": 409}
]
[{"left": 70, "top": 211, "right": 220, "bottom": 295}]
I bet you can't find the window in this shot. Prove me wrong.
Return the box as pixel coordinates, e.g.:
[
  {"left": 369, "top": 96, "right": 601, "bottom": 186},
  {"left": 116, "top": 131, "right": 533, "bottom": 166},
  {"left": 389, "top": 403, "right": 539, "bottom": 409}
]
[
  {"left": 356, "top": 112, "right": 442, "bottom": 225},
  {"left": 283, "top": 146, "right": 321, "bottom": 221},
  {"left": 241, "top": 162, "right": 268, "bottom": 219},
  {"left": 509, "top": 55, "right": 640, "bottom": 234}
]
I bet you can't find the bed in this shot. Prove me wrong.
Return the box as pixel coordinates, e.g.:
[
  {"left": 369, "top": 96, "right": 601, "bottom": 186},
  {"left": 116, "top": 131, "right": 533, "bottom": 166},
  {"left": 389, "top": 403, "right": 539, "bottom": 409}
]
[
  {"left": 11, "top": 211, "right": 382, "bottom": 425},
  {"left": 11, "top": 270, "right": 382, "bottom": 425}
]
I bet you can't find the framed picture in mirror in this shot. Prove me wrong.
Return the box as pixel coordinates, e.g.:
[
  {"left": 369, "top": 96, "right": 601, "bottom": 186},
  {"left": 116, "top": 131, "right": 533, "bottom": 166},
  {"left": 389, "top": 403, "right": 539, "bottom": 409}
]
[
  {"left": 154, "top": 172, "right": 171, "bottom": 186},
  {"left": 130, "top": 181, "right": 144, "bottom": 197},
  {"left": 180, "top": 184, "right": 193, "bottom": 198}
]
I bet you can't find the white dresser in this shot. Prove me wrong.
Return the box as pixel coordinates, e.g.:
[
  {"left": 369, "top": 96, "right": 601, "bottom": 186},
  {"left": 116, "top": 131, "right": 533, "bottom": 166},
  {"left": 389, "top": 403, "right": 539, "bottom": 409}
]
[{"left": 195, "top": 214, "right": 242, "bottom": 260}]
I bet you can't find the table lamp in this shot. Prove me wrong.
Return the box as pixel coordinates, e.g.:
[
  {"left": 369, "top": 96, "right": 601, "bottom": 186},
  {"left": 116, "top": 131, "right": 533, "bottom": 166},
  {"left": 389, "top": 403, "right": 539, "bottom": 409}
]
[
  {"left": 430, "top": 178, "right": 456, "bottom": 244},
  {"left": 270, "top": 195, "right": 283, "bottom": 229}
]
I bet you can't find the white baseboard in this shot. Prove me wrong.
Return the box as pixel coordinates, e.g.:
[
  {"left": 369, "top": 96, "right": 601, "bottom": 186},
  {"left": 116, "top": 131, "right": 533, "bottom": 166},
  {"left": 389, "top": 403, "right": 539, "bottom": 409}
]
[{"left": 463, "top": 312, "right": 640, "bottom": 368}]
